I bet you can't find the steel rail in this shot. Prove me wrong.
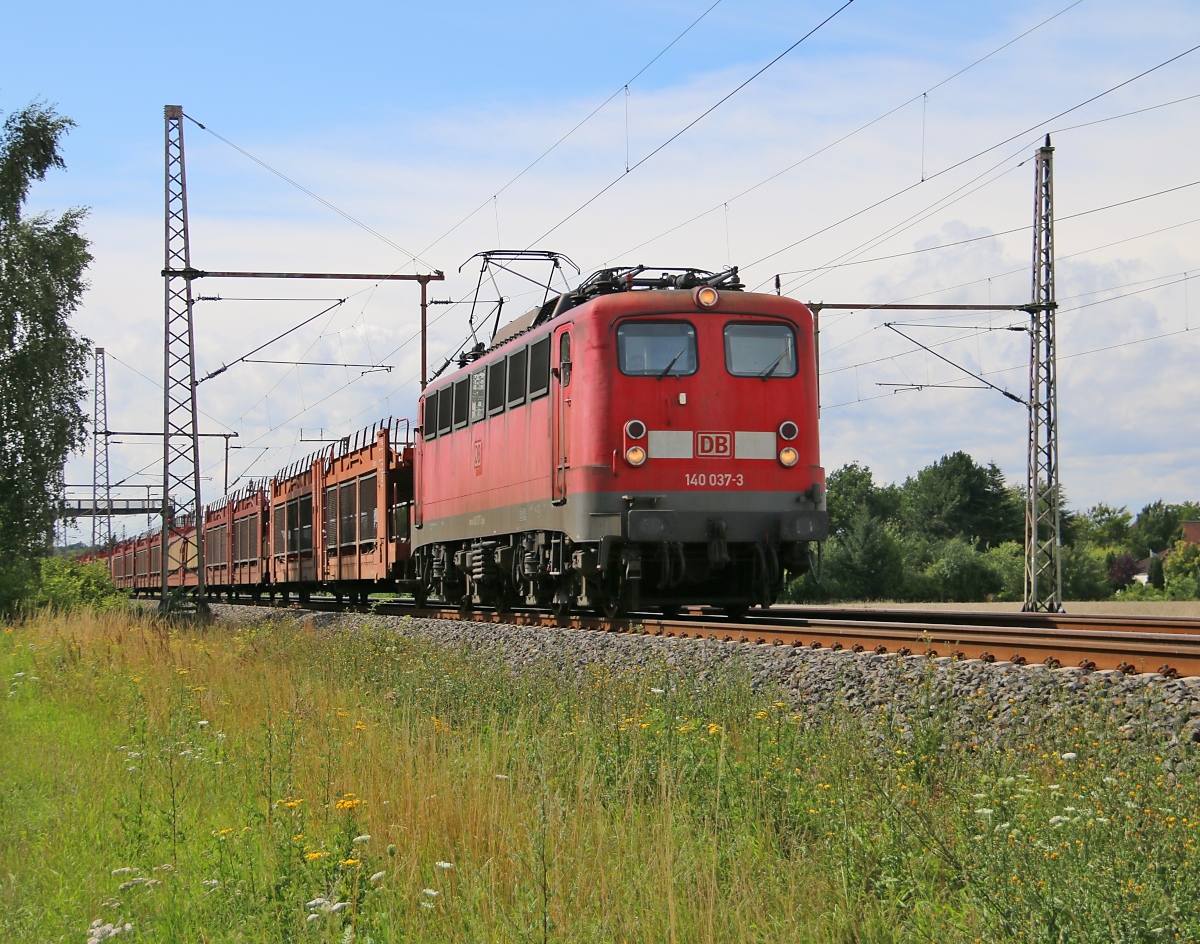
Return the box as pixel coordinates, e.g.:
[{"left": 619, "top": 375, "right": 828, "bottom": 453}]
[{"left": 169, "top": 595, "right": 1200, "bottom": 679}]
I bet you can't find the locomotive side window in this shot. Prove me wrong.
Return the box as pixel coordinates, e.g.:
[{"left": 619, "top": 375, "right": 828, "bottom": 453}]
[
  {"left": 422, "top": 397, "right": 436, "bottom": 440},
  {"left": 617, "top": 322, "right": 697, "bottom": 377},
  {"left": 724, "top": 323, "right": 797, "bottom": 378},
  {"left": 507, "top": 347, "right": 527, "bottom": 407},
  {"left": 453, "top": 378, "right": 470, "bottom": 429},
  {"left": 559, "top": 332, "right": 572, "bottom": 386},
  {"left": 437, "top": 387, "right": 454, "bottom": 435},
  {"left": 469, "top": 368, "right": 487, "bottom": 423},
  {"left": 528, "top": 336, "right": 551, "bottom": 398},
  {"left": 487, "top": 360, "right": 506, "bottom": 415}
]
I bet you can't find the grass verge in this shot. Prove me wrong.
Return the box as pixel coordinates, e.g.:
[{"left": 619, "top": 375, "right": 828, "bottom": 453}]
[{"left": 1, "top": 610, "right": 1197, "bottom": 942}]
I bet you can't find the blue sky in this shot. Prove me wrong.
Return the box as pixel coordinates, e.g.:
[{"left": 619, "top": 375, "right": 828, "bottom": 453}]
[{"left": 5, "top": 0, "right": 1199, "bottom": 536}]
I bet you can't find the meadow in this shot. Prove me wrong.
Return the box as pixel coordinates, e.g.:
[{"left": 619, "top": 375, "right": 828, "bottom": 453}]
[{"left": 1, "top": 609, "right": 1197, "bottom": 943}]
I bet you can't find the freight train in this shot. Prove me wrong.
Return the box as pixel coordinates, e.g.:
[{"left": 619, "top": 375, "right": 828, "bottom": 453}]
[{"left": 97, "top": 265, "right": 828, "bottom": 616}]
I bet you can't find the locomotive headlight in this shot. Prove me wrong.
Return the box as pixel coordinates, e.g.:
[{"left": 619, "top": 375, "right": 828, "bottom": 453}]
[
  {"left": 625, "top": 445, "right": 647, "bottom": 466},
  {"left": 694, "top": 285, "right": 720, "bottom": 309},
  {"left": 778, "top": 446, "right": 799, "bottom": 467},
  {"left": 778, "top": 420, "right": 799, "bottom": 441},
  {"left": 624, "top": 419, "right": 647, "bottom": 440}
]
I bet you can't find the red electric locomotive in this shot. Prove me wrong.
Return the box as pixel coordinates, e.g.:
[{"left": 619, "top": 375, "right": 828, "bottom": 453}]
[{"left": 413, "top": 266, "right": 827, "bottom": 616}]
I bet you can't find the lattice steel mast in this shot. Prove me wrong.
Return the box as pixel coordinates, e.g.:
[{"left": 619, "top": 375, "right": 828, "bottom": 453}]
[
  {"left": 161, "top": 105, "right": 206, "bottom": 610},
  {"left": 91, "top": 347, "right": 111, "bottom": 549},
  {"left": 1024, "top": 135, "right": 1063, "bottom": 612}
]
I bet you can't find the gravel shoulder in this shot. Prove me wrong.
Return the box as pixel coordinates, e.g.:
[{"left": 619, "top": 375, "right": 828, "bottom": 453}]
[{"left": 209, "top": 603, "right": 1200, "bottom": 754}]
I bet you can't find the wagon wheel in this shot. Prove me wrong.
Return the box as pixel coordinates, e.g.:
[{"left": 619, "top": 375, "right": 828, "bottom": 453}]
[{"left": 723, "top": 604, "right": 748, "bottom": 622}]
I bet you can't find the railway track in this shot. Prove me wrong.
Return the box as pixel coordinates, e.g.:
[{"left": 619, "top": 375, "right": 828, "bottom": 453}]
[{"left": 191, "top": 594, "right": 1200, "bottom": 679}]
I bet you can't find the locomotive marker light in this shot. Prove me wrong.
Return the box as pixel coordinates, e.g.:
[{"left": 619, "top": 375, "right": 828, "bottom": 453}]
[
  {"left": 625, "top": 445, "right": 647, "bottom": 466},
  {"left": 694, "top": 286, "right": 720, "bottom": 308},
  {"left": 624, "top": 419, "right": 647, "bottom": 440},
  {"left": 778, "top": 420, "right": 799, "bottom": 441},
  {"left": 778, "top": 446, "right": 800, "bottom": 467}
]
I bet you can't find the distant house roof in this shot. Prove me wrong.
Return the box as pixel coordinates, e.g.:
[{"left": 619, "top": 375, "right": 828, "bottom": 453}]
[{"left": 1183, "top": 520, "right": 1200, "bottom": 545}]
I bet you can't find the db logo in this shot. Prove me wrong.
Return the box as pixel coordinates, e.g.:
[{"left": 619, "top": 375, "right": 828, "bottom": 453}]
[
  {"left": 473, "top": 440, "right": 483, "bottom": 475},
  {"left": 696, "top": 432, "right": 732, "bottom": 457}
]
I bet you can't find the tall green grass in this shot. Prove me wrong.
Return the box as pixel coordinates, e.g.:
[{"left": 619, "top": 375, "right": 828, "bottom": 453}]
[{"left": 1, "top": 611, "right": 1197, "bottom": 942}]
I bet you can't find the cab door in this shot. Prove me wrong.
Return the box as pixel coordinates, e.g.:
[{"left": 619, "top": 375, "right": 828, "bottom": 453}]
[{"left": 551, "top": 326, "right": 572, "bottom": 503}]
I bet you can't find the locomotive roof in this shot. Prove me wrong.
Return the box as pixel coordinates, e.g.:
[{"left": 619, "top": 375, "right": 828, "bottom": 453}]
[{"left": 440, "top": 265, "right": 754, "bottom": 386}]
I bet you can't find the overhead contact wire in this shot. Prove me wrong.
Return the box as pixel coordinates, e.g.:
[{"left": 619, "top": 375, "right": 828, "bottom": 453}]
[{"left": 528, "top": 0, "right": 859, "bottom": 247}]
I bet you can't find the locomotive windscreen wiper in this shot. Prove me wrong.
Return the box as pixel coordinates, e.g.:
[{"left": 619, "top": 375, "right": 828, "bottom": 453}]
[
  {"left": 659, "top": 346, "right": 688, "bottom": 379},
  {"left": 759, "top": 350, "right": 788, "bottom": 379}
]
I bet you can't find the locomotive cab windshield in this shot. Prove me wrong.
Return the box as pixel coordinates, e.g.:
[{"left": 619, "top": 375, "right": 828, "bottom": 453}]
[{"left": 724, "top": 323, "right": 797, "bottom": 377}]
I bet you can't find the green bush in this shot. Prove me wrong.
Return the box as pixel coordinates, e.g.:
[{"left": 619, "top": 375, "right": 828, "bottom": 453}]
[
  {"left": 983, "top": 541, "right": 1024, "bottom": 601},
  {"left": 919, "top": 536, "right": 1002, "bottom": 602},
  {"left": 1061, "top": 543, "right": 1111, "bottom": 601},
  {"left": 1164, "top": 540, "right": 1200, "bottom": 600},
  {"left": 31, "top": 556, "right": 126, "bottom": 612}
]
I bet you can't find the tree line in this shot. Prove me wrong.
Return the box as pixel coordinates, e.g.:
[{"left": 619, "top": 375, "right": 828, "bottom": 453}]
[{"left": 787, "top": 451, "right": 1200, "bottom": 603}]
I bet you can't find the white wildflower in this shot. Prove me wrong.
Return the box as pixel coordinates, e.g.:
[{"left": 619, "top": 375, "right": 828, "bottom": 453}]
[
  {"left": 202, "top": 879, "right": 219, "bottom": 890},
  {"left": 331, "top": 901, "right": 350, "bottom": 913},
  {"left": 971, "top": 794, "right": 987, "bottom": 800},
  {"left": 1048, "top": 784, "right": 1061, "bottom": 791},
  {"left": 423, "top": 888, "right": 439, "bottom": 897},
  {"left": 435, "top": 861, "right": 453, "bottom": 870},
  {"left": 306, "top": 913, "right": 321, "bottom": 924},
  {"left": 420, "top": 901, "right": 435, "bottom": 910},
  {"left": 352, "top": 834, "right": 371, "bottom": 844},
  {"left": 494, "top": 774, "right": 509, "bottom": 780},
  {"left": 306, "top": 898, "right": 331, "bottom": 910},
  {"left": 370, "top": 871, "right": 387, "bottom": 884},
  {"left": 101, "top": 898, "right": 121, "bottom": 910},
  {"left": 974, "top": 809, "right": 994, "bottom": 817},
  {"left": 1049, "top": 815, "right": 1068, "bottom": 826},
  {"left": 110, "top": 867, "right": 136, "bottom": 875},
  {"left": 1061, "top": 752, "right": 1078, "bottom": 761},
  {"left": 198, "top": 720, "right": 210, "bottom": 729},
  {"left": 650, "top": 688, "right": 665, "bottom": 694},
  {"left": 13, "top": 672, "right": 24, "bottom": 678},
  {"left": 153, "top": 863, "right": 174, "bottom": 872}
]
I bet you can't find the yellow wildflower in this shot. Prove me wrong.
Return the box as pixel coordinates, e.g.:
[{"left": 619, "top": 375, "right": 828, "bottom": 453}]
[
  {"left": 339, "top": 858, "right": 360, "bottom": 867},
  {"left": 305, "top": 852, "right": 327, "bottom": 861}
]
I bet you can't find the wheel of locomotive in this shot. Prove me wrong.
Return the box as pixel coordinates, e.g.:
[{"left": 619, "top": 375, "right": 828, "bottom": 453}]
[
  {"left": 723, "top": 604, "right": 748, "bottom": 621},
  {"left": 598, "top": 573, "right": 629, "bottom": 620},
  {"left": 551, "top": 575, "right": 577, "bottom": 620},
  {"left": 660, "top": 604, "right": 680, "bottom": 618}
]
